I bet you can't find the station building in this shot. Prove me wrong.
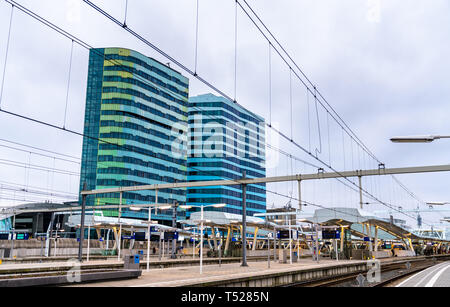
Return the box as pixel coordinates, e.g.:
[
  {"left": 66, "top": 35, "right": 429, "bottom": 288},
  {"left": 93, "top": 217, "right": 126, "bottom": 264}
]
[
  {"left": 187, "top": 93, "right": 266, "bottom": 217},
  {"left": 79, "top": 48, "right": 189, "bottom": 223}
]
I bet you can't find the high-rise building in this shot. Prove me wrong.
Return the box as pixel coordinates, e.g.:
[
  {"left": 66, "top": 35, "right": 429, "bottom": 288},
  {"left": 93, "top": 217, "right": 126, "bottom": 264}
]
[
  {"left": 79, "top": 48, "right": 189, "bottom": 222},
  {"left": 187, "top": 93, "right": 266, "bottom": 217}
]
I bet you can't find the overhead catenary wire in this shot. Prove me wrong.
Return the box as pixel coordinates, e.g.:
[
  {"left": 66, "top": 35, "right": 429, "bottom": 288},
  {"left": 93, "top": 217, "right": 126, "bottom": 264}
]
[
  {"left": 0, "top": 158, "right": 80, "bottom": 176},
  {"left": 123, "top": 0, "right": 129, "bottom": 27},
  {"left": 76, "top": 0, "right": 424, "bottom": 216},
  {"left": 234, "top": 0, "right": 431, "bottom": 213},
  {"left": 194, "top": 0, "right": 200, "bottom": 74},
  {"left": 0, "top": 77, "right": 420, "bottom": 222},
  {"left": 63, "top": 40, "right": 74, "bottom": 129},
  {"left": 234, "top": 0, "right": 238, "bottom": 102},
  {"left": 0, "top": 179, "right": 78, "bottom": 196},
  {"left": 0, "top": 138, "right": 80, "bottom": 161},
  {"left": 9, "top": 0, "right": 419, "bottom": 212},
  {"left": 239, "top": 0, "right": 381, "bottom": 165},
  {"left": 0, "top": 0, "right": 432, "bottom": 225},
  {"left": 0, "top": 184, "right": 77, "bottom": 200},
  {"left": 0, "top": 4, "right": 14, "bottom": 109},
  {"left": 268, "top": 42, "right": 272, "bottom": 126},
  {"left": 0, "top": 142, "right": 80, "bottom": 165}
]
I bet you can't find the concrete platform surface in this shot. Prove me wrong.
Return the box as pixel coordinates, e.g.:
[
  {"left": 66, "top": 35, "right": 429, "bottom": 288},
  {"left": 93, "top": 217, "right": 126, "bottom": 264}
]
[
  {"left": 0, "top": 256, "right": 268, "bottom": 273},
  {"left": 396, "top": 261, "right": 450, "bottom": 287},
  {"left": 0, "top": 259, "right": 122, "bottom": 273},
  {"left": 65, "top": 259, "right": 366, "bottom": 287}
]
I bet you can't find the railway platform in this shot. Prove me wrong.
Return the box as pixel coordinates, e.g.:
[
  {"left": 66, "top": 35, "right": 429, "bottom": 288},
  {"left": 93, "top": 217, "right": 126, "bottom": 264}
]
[{"left": 396, "top": 261, "right": 450, "bottom": 287}]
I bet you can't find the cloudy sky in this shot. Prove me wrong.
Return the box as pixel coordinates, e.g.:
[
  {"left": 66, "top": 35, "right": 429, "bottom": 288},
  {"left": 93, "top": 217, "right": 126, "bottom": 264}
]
[{"left": 0, "top": 0, "right": 449, "bottom": 229}]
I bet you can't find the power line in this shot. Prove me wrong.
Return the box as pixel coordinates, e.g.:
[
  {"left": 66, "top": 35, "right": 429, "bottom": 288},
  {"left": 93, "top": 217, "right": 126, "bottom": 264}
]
[
  {"left": 0, "top": 179, "right": 77, "bottom": 196},
  {"left": 237, "top": 0, "right": 424, "bottom": 213},
  {"left": 0, "top": 138, "right": 80, "bottom": 161},
  {"left": 0, "top": 185, "right": 77, "bottom": 200},
  {"left": 77, "top": 0, "right": 413, "bottom": 216},
  {"left": 0, "top": 143, "right": 80, "bottom": 164},
  {"left": 239, "top": 0, "right": 381, "bottom": 164},
  {"left": 0, "top": 158, "right": 80, "bottom": 176},
  {"left": 0, "top": 4, "right": 13, "bottom": 109},
  {"left": 0, "top": 0, "right": 430, "bottom": 224}
]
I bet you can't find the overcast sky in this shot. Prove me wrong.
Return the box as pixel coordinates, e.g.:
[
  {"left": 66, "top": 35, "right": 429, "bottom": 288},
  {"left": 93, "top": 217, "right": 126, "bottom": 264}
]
[{"left": 0, "top": 0, "right": 449, "bottom": 229}]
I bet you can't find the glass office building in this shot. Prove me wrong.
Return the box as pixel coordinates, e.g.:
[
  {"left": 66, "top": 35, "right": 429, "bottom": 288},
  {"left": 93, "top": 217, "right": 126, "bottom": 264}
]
[
  {"left": 187, "top": 94, "right": 266, "bottom": 216},
  {"left": 79, "top": 48, "right": 189, "bottom": 222}
]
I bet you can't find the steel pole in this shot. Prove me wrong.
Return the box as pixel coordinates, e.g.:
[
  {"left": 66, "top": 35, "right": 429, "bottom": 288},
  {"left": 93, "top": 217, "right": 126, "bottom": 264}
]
[
  {"left": 171, "top": 201, "right": 177, "bottom": 259},
  {"left": 80, "top": 164, "right": 450, "bottom": 196},
  {"left": 10, "top": 213, "right": 15, "bottom": 259},
  {"left": 147, "top": 190, "right": 157, "bottom": 271},
  {"left": 335, "top": 238, "right": 339, "bottom": 261},
  {"left": 54, "top": 229, "right": 57, "bottom": 257},
  {"left": 274, "top": 227, "right": 277, "bottom": 262},
  {"left": 241, "top": 171, "right": 248, "bottom": 267},
  {"left": 218, "top": 232, "right": 222, "bottom": 267},
  {"left": 146, "top": 207, "right": 151, "bottom": 271},
  {"left": 117, "top": 192, "right": 122, "bottom": 262},
  {"left": 358, "top": 175, "right": 363, "bottom": 209},
  {"left": 193, "top": 227, "right": 196, "bottom": 259},
  {"left": 315, "top": 224, "right": 320, "bottom": 263},
  {"left": 289, "top": 218, "right": 292, "bottom": 264},
  {"left": 78, "top": 184, "right": 87, "bottom": 263},
  {"left": 87, "top": 225, "right": 90, "bottom": 262},
  {"left": 158, "top": 231, "right": 162, "bottom": 261},
  {"left": 200, "top": 206, "right": 204, "bottom": 274},
  {"left": 298, "top": 180, "right": 302, "bottom": 211}
]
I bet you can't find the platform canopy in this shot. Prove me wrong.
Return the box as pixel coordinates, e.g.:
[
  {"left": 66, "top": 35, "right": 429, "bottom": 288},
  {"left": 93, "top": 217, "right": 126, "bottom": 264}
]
[
  {"left": 301, "top": 207, "right": 450, "bottom": 242},
  {"left": 179, "top": 211, "right": 279, "bottom": 237},
  {"left": 65, "top": 214, "right": 191, "bottom": 235}
]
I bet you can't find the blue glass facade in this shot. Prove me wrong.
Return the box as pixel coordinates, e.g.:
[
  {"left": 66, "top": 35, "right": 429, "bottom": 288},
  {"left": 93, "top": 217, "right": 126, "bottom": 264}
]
[
  {"left": 187, "top": 94, "right": 266, "bottom": 216},
  {"left": 79, "top": 48, "right": 189, "bottom": 221},
  {"left": 0, "top": 217, "right": 11, "bottom": 232}
]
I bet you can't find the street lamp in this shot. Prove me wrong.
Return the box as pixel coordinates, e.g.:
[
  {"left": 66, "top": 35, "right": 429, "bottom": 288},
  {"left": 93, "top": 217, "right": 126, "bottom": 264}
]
[
  {"left": 129, "top": 206, "right": 142, "bottom": 211},
  {"left": 179, "top": 204, "right": 226, "bottom": 274},
  {"left": 390, "top": 135, "right": 450, "bottom": 143},
  {"left": 426, "top": 202, "right": 450, "bottom": 206}
]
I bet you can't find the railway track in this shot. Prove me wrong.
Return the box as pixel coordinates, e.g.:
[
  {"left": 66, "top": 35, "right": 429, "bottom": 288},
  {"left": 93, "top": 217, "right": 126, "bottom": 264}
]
[{"left": 285, "top": 259, "right": 442, "bottom": 287}]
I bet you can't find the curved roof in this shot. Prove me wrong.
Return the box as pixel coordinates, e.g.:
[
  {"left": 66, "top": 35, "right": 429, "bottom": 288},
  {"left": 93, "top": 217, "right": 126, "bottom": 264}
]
[{"left": 303, "top": 207, "right": 449, "bottom": 242}]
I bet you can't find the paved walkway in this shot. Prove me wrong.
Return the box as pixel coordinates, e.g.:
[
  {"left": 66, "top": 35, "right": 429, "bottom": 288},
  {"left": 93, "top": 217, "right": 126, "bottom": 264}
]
[
  {"left": 396, "top": 261, "right": 450, "bottom": 287},
  {"left": 0, "top": 259, "right": 124, "bottom": 273},
  {"left": 0, "top": 256, "right": 257, "bottom": 272},
  {"left": 65, "top": 259, "right": 364, "bottom": 287}
]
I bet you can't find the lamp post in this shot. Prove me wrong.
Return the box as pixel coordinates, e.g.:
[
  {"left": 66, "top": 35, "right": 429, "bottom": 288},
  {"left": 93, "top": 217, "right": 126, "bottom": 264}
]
[
  {"left": 117, "top": 192, "right": 122, "bottom": 262},
  {"left": 147, "top": 203, "right": 152, "bottom": 272},
  {"left": 135, "top": 201, "right": 170, "bottom": 266},
  {"left": 193, "top": 226, "right": 197, "bottom": 259},
  {"left": 289, "top": 218, "right": 292, "bottom": 265},
  {"left": 171, "top": 201, "right": 178, "bottom": 259},
  {"left": 267, "top": 231, "right": 272, "bottom": 269},
  {"left": 10, "top": 211, "right": 15, "bottom": 259},
  {"left": 241, "top": 171, "right": 248, "bottom": 267},
  {"left": 78, "top": 183, "right": 87, "bottom": 263},
  {"left": 390, "top": 135, "right": 450, "bottom": 143},
  {"left": 180, "top": 203, "right": 226, "bottom": 274}
]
